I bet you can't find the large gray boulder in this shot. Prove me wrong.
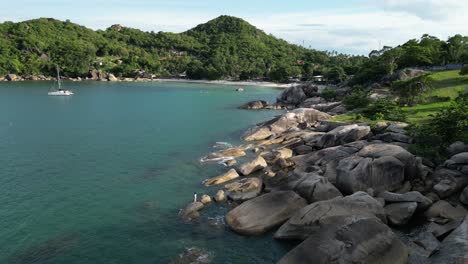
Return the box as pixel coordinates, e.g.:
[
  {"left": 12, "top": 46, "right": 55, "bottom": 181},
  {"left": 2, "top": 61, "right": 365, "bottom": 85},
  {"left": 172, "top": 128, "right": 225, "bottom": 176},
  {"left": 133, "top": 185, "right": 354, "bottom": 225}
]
[
  {"left": 336, "top": 144, "right": 418, "bottom": 194},
  {"left": 225, "top": 191, "right": 307, "bottom": 235},
  {"left": 385, "top": 202, "right": 417, "bottom": 226},
  {"left": 263, "top": 171, "right": 342, "bottom": 203},
  {"left": 277, "top": 83, "right": 318, "bottom": 105},
  {"left": 378, "top": 191, "right": 433, "bottom": 210},
  {"left": 277, "top": 86, "right": 307, "bottom": 105},
  {"left": 431, "top": 168, "right": 468, "bottom": 198},
  {"left": 316, "top": 124, "right": 371, "bottom": 148},
  {"left": 275, "top": 192, "right": 385, "bottom": 240},
  {"left": 291, "top": 141, "right": 368, "bottom": 183},
  {"left": 107, "top": 73, "right": 118, "bottom": 81},
  {"left": 277, "top": 217, "right": 409, "bottom": 264},
  {"left": 237, "top": 155, "right": 267, "bottom": 176},
  {"left": 225, "top": 177, "right": 263, "bottom": 201},
  {"left": 430, "top": 214, "right": 468, "bottom": 263},
  {"left": 446, "top": 141, "right": 468, "bottom": 156}
]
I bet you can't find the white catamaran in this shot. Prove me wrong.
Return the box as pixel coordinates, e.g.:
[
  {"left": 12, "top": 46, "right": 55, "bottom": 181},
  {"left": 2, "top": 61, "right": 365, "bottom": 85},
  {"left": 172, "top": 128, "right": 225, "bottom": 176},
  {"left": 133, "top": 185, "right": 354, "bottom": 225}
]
[{"left": 48, "top": 66, "right": 74, "bottom": 96}]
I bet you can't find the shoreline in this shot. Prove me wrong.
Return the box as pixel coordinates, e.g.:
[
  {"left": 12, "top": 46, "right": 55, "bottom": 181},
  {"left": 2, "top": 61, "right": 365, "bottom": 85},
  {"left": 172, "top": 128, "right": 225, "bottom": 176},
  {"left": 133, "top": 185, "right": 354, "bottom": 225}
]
[
  {"left": 153, "top": 78, "right": 295, "bottom": 88},
  {"left": 1, "top": 74, "right": 296, "bottom": 88}
]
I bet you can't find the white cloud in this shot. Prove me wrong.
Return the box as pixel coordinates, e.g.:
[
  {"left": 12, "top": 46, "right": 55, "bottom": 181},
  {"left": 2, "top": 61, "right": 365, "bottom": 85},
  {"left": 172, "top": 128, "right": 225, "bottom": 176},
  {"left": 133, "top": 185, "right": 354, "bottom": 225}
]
[{"left": 375, "top": 0, "right": 468, "bottom": 20}]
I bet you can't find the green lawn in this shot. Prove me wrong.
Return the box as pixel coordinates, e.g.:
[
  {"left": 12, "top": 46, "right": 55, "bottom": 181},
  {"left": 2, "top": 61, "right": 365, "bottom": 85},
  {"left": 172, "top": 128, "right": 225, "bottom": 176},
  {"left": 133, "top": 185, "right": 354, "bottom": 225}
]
[
  {"left": 426, "top": 70, "right": 468, "bottom": 98},
  {"left": 331, "top": 70, "right": 467, "bottom": 124}
]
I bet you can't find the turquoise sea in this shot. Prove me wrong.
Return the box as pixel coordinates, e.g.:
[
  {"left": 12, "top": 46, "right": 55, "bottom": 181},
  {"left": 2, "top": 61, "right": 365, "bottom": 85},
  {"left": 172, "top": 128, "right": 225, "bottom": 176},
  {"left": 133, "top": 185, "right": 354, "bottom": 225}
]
[{"left": 0, "top": 81, "right": 294, "bottom": 263}]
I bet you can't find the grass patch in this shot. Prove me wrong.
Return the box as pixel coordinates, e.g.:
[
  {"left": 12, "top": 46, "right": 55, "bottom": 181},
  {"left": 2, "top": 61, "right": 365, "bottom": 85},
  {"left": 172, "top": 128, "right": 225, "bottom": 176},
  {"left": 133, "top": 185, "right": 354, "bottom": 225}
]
[{"left": 427, "top": 70, "right": 468, "bottom": 99}]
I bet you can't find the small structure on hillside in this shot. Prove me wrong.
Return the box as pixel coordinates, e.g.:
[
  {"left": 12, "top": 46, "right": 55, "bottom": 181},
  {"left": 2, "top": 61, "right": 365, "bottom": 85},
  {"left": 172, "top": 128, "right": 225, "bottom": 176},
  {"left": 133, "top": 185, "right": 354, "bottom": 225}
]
[{"left": 312, "top": 75, "right": 327, "bottom": 83}]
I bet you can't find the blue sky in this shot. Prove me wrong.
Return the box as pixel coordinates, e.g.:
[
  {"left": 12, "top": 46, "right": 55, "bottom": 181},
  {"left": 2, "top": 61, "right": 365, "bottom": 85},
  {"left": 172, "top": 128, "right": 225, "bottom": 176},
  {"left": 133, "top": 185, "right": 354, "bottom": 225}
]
[{"left": 1, "top": 0, "right": 467, "bottom": 54}]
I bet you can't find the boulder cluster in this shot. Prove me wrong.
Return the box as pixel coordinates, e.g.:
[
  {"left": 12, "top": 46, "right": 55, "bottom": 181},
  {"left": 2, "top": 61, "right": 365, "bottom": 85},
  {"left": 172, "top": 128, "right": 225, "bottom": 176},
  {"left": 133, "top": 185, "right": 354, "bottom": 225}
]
[{"left": 184, "top": 85, "right": 468, "bottom": 263}]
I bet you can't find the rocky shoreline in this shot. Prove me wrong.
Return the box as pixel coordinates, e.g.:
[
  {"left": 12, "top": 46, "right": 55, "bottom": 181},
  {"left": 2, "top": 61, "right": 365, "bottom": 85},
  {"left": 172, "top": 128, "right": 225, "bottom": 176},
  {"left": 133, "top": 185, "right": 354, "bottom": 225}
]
[
  {"left": 178, "top": 84, "right": 468, "bottom": 263},
  {"left": 0, "top": 72, "right": 294, "bottom": 88}
]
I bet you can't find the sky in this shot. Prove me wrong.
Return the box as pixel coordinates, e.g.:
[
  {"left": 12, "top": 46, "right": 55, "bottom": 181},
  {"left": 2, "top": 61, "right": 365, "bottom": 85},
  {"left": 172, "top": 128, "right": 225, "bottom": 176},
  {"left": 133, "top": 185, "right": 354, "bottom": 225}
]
[{"left": 1, "top": 0, "right": 468, "bottom": 55}]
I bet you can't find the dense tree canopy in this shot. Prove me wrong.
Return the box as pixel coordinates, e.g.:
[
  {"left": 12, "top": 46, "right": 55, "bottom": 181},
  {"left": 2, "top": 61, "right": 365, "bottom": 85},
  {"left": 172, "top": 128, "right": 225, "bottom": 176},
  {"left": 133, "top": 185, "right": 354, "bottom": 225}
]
[
  {"left": 0, "top": 16, "right": 366, "bottom": 81},
  {"left": 351, "top": 34, "right": 468, "bottom": 85}
]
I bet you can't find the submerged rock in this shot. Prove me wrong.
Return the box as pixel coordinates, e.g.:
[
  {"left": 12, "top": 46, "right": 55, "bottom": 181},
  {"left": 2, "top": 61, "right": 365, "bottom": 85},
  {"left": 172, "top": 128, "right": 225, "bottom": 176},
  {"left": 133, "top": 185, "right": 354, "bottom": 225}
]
[
  {"left": 239, "top": 100, "right": 267, "bottom": 110},
  {"left": 225, "top": 191, "right": 307, "bottom": 236},
  {"left": 179, "top": 202, "right": 205, "bottom": 221},
  {"left": 278, "top": 217, "right": 409, "bottom": 264},
  {"left": 170, "top": 247, "right": 213, "bottom": 264}
]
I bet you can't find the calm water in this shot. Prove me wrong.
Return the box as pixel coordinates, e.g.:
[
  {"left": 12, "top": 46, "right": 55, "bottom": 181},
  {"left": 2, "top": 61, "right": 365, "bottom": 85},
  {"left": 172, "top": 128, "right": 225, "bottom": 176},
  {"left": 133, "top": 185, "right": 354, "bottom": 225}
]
[{"left": 0, "top": 81, "right": 293, "bottom": 264}]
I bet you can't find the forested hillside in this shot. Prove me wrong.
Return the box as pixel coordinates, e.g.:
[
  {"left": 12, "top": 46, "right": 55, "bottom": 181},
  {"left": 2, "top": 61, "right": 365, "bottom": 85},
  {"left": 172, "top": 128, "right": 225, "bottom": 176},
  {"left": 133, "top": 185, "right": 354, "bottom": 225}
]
[{"left": 0, "top": 16, "right": 365, "bottom": 81}]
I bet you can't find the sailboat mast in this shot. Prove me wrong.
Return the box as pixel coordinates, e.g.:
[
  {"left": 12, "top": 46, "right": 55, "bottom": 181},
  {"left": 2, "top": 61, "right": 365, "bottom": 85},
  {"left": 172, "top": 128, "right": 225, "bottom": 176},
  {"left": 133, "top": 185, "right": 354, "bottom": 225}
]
[{"left": 56, "top": 65, "right": 61, "bottom": 89}]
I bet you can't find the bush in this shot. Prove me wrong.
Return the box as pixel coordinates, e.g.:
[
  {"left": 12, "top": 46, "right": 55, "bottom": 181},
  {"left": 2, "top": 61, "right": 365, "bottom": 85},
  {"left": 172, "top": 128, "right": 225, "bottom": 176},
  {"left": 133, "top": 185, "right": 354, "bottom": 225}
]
[
  {"left": 460, "top": 65, "right": 468, "bottom": 75},
  {"left": 363, "top": 98, "right": 407, "bottom": 121},
  {"left": 321, "top": 88, "right": 337, "bottom": 102},
  {"left": 409, "top": 92, "right": 468, "bottom": 162},
  {"left": 342, "top": 91, "right": 370, "bottom": 109},
  {"left": 392, "top": 74, "right": 433, "bottom": 106}
]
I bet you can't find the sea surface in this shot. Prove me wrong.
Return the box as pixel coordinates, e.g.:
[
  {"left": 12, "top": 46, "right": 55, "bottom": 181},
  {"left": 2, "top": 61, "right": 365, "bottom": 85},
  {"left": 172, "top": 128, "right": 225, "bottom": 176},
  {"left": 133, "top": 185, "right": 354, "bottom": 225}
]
[{"left": 0, "top": 81, "right": 295, "bottom": 264}]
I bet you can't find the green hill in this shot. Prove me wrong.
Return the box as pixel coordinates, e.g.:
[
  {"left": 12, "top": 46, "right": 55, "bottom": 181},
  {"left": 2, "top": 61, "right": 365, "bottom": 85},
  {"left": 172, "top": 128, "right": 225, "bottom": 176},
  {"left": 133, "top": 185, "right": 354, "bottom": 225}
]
[{"left": 0, "top": 16, "right": 365, "bottom": 81}]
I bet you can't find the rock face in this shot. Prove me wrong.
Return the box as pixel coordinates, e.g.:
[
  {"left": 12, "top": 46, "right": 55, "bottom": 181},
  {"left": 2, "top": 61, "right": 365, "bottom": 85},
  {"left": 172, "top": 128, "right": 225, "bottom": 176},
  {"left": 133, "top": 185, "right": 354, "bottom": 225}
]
[
  {"left": 243, "top": 108, "right": 331, "bottom": 141},
  {"left": 316, "top": 124, "right": 371, "bottom": 148},
  {"left": 293, "top": 173, "right": 342, "bottom": 203},
  {"left": 237, "top": 156, "right": 267, "bottom": 176},
  {"left": 278, "top": 217, "right": 409, "bottom": 264},
  {"left": 336, "top": 144, "right": 418, "bottom": 194},
  {"left": 239, "top": 100, "right": 267, "bottom": 110},
  {"left": 203, "top": 169, "right": 239, "bottom": 186},
  {"left": 275, "top": 192, "right": 385, "bottom": 240},
  {"left": 225, "top": 191, "right": 307, "bottom": 235},
  {"left": 385, "top": 202, "right": 417, "bottom": 226},
  {"left": 430, "top": 214, "right": 468, "bottom": 263},
  {"left": 225, "top": 177, "right": 263, "bottom": 201}
]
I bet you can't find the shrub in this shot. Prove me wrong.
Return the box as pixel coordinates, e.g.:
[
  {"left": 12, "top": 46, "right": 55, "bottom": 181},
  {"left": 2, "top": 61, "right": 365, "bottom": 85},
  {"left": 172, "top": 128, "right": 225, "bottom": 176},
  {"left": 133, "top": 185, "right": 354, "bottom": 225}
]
[
  {"left": 409, "top": 92, "right": 468, "bottom": 162},
  {"left": 342, "top": 91, "right": 370, "bottom": 109},
  {"left": 460, "top": 65, "right": 468, "bottom": 75},
  {"left": 392, "top": 74, "right": 433, "bottom": 106},
  {"left": 321, "top": 88, "right": 337, "bottom": 102},
  {"left": 363, "top": 98, "right": 407, "bottom": 121}
]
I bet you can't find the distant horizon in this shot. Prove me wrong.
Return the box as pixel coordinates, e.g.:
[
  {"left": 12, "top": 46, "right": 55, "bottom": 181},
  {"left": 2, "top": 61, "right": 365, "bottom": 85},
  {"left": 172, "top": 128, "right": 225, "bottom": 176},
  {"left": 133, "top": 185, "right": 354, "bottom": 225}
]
[{"left": 2, "top": 0, "right": 468, "bottom": 55}]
